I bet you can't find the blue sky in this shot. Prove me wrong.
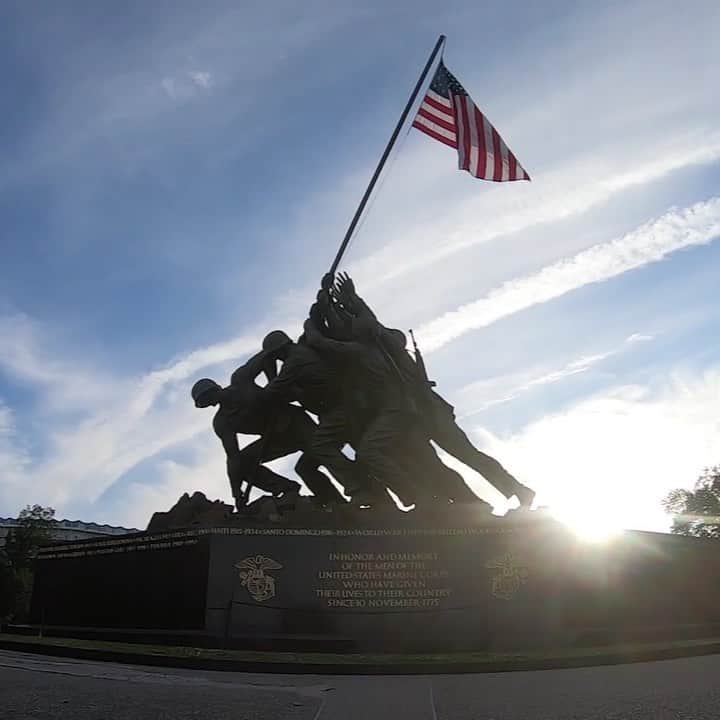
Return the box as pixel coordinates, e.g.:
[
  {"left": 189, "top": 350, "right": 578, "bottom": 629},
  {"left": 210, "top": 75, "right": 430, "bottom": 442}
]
[{"left": 1, "top": 0, "right": 719, "bottom": 532}]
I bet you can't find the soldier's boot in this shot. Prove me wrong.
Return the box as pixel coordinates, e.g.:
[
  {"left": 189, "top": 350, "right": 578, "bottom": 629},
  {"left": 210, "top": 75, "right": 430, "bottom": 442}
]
[
  {"left": 349, "top": 486, "right": 394, "bottom": 509},
  {"left": 275, "top": 484, "right": 302, "bottom": 512},
  {"left": 514, "top": 483, "right": 535, "bottom": 508}
]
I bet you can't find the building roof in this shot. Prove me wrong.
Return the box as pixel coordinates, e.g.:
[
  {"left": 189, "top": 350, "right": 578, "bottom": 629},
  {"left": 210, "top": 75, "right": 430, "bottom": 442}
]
[{"left": 0, "top": 517, "right": 139, "bottom": 534}]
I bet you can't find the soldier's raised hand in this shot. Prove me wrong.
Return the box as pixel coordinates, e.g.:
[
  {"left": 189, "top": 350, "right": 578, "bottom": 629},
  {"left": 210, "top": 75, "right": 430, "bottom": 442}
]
[
  {"left": 334, "top": 272, "right": 356, "bottom": 300},
  {"left": 320, "top": 272, "right": 335, "bottom": 292}
]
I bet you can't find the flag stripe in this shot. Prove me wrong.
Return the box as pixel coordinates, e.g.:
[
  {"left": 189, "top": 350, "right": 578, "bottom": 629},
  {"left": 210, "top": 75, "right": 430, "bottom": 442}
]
[
  {"left": 412, "top": 113, "right": 457, "bottom": 143},
  {"left": 456, "top": 95, "right": 471, "bottom": 172},
  {"left": 473, "top": 107, "right": 488, "bottom": 180},
  {"left": 500, "top": 138, "right": 510, "bottom": 181},
  {"left": 482, "top": 114, "right": 494, "bottom": 180},
  {"left": 465, "top": 97, "right": 480, "bottom": 177},
  {"left": 422, "top": 96, "right": 454, "bottom": 119},
  {"left": 417, "top": 107, "right": 455, "bottom": 134},
  {"left": 411, "top": 119, "right": 458, "bottom": 148},
  {"left": 426, "top": 88, "right": 453, "bottom": 109},
  {"left": 491, "top": 125, "right": 503, "bottom": 181},
  {"left": 508, "top": 151, "right": 518, "bottom": 181}
]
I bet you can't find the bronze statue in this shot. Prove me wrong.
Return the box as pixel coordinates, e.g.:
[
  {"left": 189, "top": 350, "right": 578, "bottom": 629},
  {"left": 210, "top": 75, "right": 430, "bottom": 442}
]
[{"left": 191, "top": 270, "right": 535, "bottom": 515}]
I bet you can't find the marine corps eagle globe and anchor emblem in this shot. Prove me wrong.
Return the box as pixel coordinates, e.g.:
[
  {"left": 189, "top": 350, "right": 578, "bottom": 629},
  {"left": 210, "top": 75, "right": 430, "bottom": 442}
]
[
  {"left": 486, "top": 552, "right": 529, "bottom": 600},
  {"left": 235, "top": 555, "right": 283, "bottom": 602}
]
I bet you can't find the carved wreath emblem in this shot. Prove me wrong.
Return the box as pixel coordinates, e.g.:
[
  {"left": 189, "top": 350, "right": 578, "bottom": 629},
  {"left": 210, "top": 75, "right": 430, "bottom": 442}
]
[
  {"left": 235, "top": 555, "right": 283, "bottom": 602},
  {"left": 486, "top": 552, "right": 529, "bottom": 600}
]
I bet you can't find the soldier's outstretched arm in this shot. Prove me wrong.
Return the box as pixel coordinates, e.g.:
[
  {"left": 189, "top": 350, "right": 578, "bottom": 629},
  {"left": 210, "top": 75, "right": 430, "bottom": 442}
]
[
  {"left": 263, "top": 356, "right": 278, "bottom": 383},
  {"left": 230, "top": 348, "right": 270, "bottom": 386},
  {"left": 317, "top": 287, "right": 352, "bottom": 339},
  {"left": 308, "top": 300, "right": 325, "bottom": 333},
  {"left": 304, "top": 318, "right": 359, "bottom": 355}
]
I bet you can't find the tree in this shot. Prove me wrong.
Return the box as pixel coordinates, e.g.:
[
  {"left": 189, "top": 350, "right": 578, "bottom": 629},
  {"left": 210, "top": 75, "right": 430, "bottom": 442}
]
[
  {"left": 4, "top": 504, "right": 55, "bottom": 570},
  {"left": 663, "top": 466, "right": 720, "bottom": 538},
  {"left": 3, "top": 505, "right": 55, "bottom": 621}
]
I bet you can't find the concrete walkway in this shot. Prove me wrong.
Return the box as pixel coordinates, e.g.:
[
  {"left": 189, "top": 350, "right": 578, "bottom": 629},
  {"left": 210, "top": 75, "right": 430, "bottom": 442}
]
[{"left": 3, "top": 648, "right": 720, "bottom": 719}]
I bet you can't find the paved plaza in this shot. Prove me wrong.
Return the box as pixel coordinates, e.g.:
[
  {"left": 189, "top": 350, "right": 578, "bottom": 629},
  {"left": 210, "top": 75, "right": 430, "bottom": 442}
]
[{"left": 2, "top": 649, "right": 720, "bottom": 719}]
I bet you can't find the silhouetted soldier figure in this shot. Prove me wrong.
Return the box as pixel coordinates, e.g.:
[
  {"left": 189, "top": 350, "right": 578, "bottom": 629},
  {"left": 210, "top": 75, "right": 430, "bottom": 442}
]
[
  {"left": 304, "top": 280, "right": 397, "bottom": 507},
  {"left": 192, "top": 349, "right": 321, "bottom": 511},
  {"left": 259, "top": 329, "right": 361, "bottom": 506},
  {"left": 305, "top": 275, "right": 470, "bottom": 507},
  {"left": 408, "top": 332, "right": 535, "bottom": 507},
  {"left": 303, "top": 314, "right": 416, "bottom": 506}
]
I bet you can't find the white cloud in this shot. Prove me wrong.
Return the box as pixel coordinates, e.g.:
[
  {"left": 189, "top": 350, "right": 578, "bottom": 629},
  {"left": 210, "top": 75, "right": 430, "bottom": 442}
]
[{"left": 416, "top": 197, "right": 720, "bottom": 352}]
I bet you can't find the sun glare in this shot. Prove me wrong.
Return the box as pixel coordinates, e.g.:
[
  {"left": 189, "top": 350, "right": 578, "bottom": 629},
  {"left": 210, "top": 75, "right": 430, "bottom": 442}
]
[{"left": 550, "top": 504, "right": 625, "bottom": 542}]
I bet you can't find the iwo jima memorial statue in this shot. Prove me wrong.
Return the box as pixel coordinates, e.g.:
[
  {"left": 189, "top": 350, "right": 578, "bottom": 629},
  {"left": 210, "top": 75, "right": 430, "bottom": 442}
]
[{"left": 30, "top": 37, "right": 720, "bottom": 652}]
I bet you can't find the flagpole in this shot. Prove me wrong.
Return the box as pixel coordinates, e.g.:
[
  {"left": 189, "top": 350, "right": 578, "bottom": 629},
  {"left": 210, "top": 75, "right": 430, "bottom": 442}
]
[{"left": 328, "top": 34, "right": 446, "bottom": 276}]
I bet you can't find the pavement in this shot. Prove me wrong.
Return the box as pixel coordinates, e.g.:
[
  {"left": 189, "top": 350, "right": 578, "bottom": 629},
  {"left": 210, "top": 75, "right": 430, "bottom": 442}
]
[{"left": 3, "top": 648, "right": 720, "bottom": 719}]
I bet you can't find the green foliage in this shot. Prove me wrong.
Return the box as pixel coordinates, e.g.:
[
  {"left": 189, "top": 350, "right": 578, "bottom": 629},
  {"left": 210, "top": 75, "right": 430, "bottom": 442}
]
[
  {"left": 4, "top": 504, "right": 55, "bottom": 571},
  {"left": 2, "top": 505, "right": 55, "bottom": 621},
  {"left": 663, "top": 466, "right": 720, "bottom": 538}
]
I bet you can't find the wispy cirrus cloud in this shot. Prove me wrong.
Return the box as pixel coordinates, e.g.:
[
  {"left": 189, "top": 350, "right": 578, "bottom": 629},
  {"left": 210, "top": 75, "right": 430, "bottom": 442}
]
[
  {"left": 457, "top": 333, "right": 654, "bottom": 418},
  {"left": 416, "top": 197, "right": 720, "bottom": 352}
]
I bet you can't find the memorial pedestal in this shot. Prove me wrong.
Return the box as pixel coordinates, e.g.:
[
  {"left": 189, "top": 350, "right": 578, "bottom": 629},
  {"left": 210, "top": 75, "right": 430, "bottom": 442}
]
[{"left": 30, "top": 509, "right": 720, "bottom": 652}]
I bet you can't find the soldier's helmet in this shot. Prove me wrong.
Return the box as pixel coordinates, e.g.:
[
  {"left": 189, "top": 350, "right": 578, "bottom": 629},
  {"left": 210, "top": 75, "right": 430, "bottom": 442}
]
[
  {"left": 388, "top": 328, "right": 407, "bottom": 348},
  {"left": 262, "top": 330, "right": 292, "bottom": 354},
  {"left": 191, "top": 378, "right": 221, "bottom": 407}
]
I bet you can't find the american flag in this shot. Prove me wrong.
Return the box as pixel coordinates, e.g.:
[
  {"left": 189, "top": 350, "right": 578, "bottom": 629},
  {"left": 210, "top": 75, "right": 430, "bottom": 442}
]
[{"left": 412, "top": 61, "right": 530, "bottom": 182}]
